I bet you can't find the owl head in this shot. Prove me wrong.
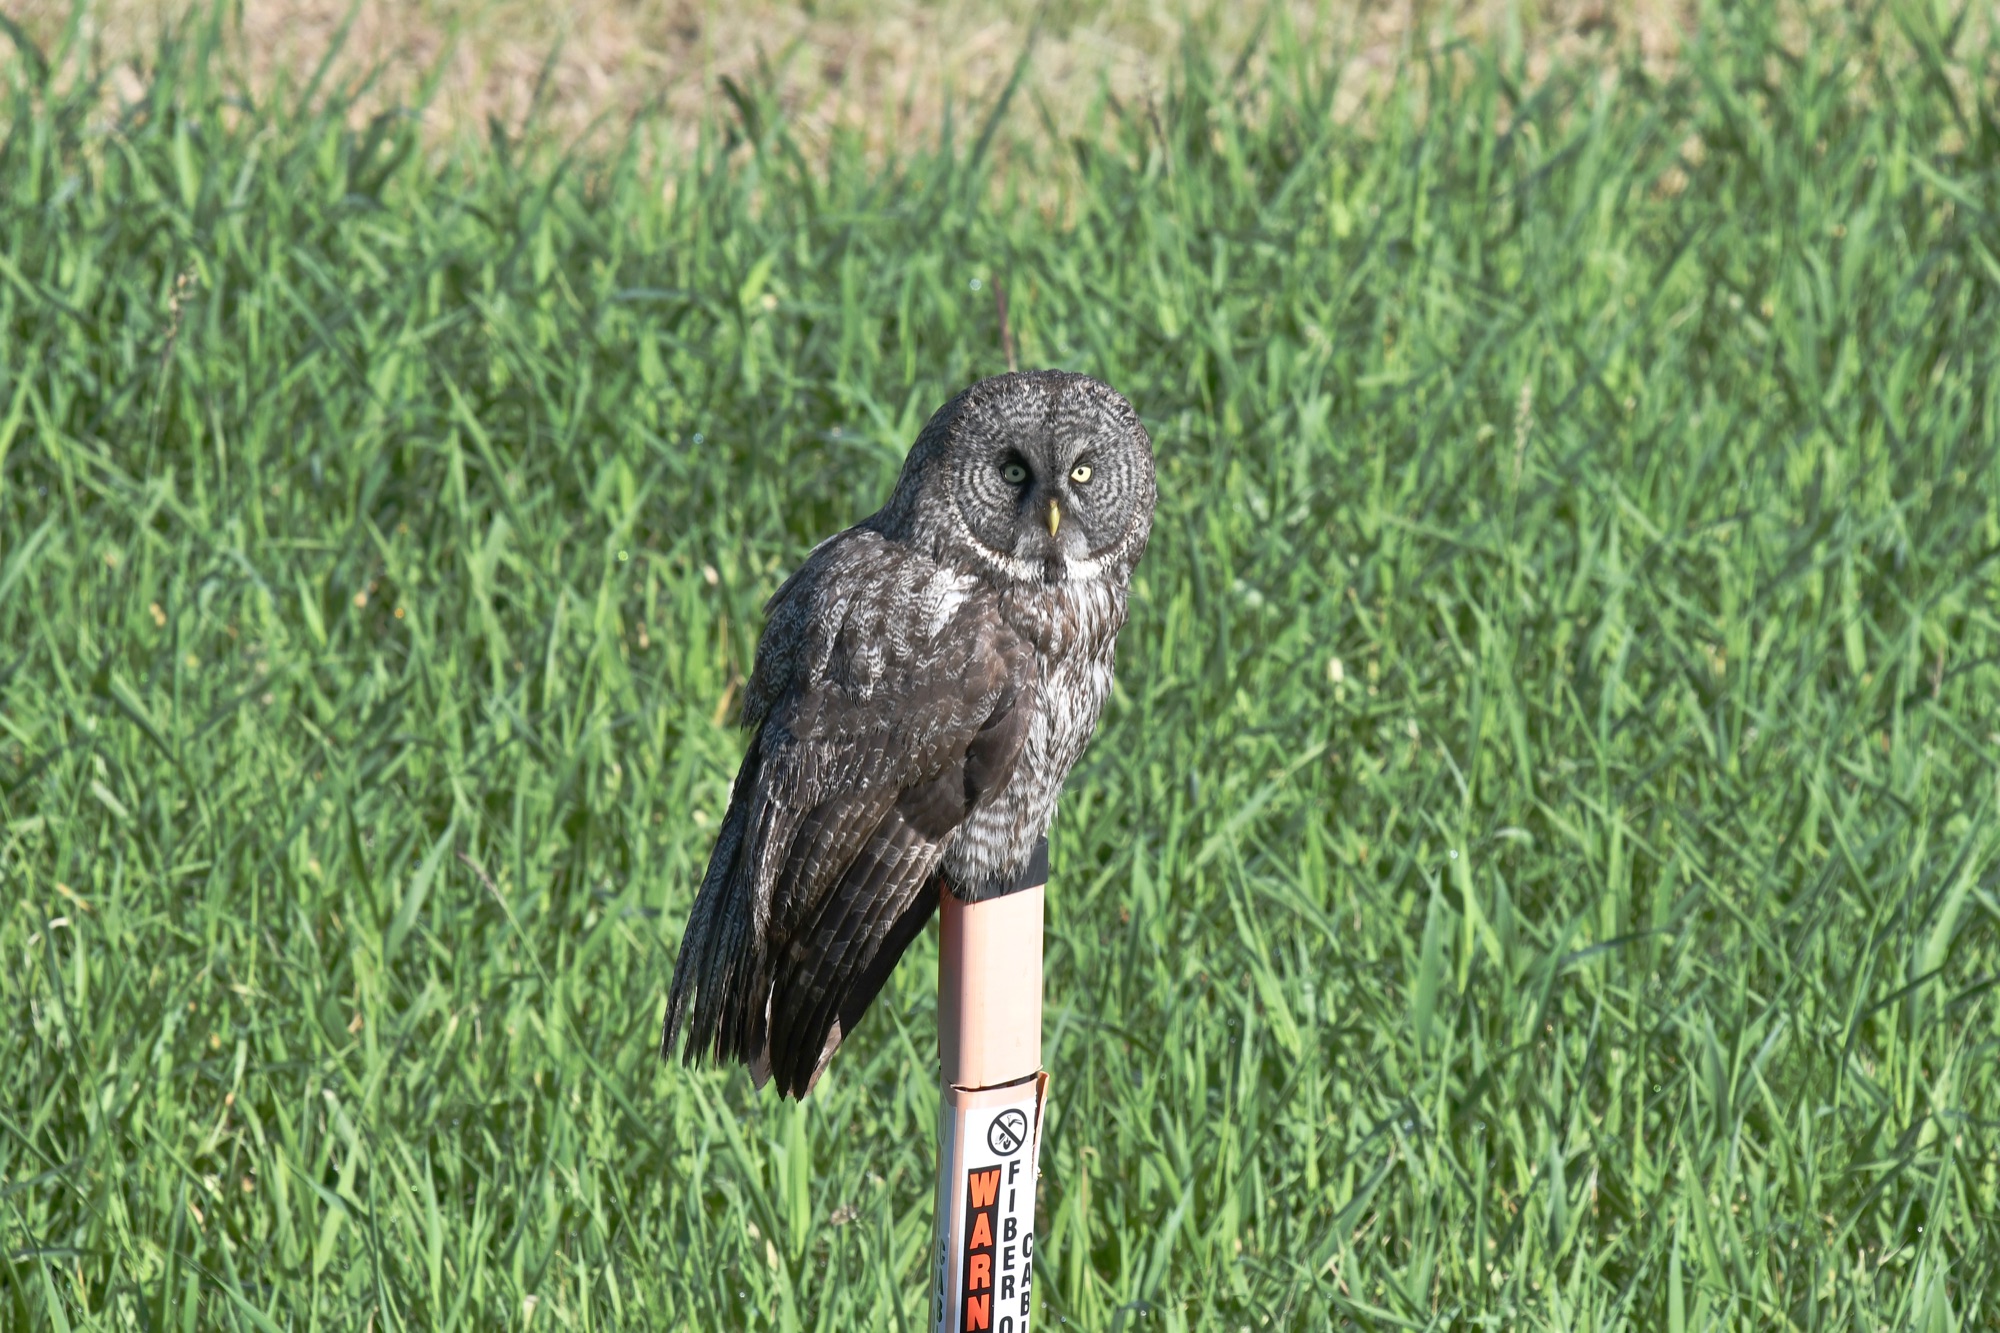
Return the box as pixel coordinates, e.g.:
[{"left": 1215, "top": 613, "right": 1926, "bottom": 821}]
[{"left": 878, "top": 371, "right": 1156, "bottom": 584}]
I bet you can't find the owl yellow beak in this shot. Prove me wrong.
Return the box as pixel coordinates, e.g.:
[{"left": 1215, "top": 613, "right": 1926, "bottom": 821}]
[{"left": 1046, "top": 499, "right": 1061, "bottom": 536}]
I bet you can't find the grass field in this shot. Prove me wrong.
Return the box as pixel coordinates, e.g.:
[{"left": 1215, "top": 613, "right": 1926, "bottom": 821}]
[{"left": 5, "top": 1, "right": 2000, "bottom": 1328}]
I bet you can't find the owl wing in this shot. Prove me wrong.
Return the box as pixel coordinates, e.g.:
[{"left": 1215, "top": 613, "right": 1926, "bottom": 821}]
[{"left": 663, "top": 538, "right": 1036, "bottom": 1098}]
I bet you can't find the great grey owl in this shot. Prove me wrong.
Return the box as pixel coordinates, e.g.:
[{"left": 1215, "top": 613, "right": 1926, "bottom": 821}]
[{"left": 662, "top": 370, "right": 1156, "bottom": 1097}]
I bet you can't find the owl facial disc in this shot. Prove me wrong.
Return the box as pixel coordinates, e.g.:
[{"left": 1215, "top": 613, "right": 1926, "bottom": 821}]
[{"left": 919, "top": 372, "right": 1153, "bottom": 585}]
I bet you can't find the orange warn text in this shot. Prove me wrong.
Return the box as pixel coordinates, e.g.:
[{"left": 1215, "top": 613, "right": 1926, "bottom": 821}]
[{"left": 958, "top": 1160, "right": 1032, "bottom": 1331}]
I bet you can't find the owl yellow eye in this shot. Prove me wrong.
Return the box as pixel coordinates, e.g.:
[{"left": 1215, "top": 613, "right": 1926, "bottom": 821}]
[
  {"left": 1070, "top": 464, "right": 1092, "bottom": 484},
  {"left": 1001, "top": 462, "right": 1029, "bottom": 484}
]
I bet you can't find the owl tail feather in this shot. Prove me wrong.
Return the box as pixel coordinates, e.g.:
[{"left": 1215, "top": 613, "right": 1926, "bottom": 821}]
[{"left": 662, "top": 755, "right": 768, "bottom": 1069}]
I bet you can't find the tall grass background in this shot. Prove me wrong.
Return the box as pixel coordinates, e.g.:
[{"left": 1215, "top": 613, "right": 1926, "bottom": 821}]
[{"left": 3, "top": 1, "right": 1999, "bottom": 1327}]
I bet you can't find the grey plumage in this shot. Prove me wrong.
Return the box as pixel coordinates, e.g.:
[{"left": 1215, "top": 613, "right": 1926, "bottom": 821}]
[{"left": 662, "top": 370, "right": 1156, "bottom": 1097}]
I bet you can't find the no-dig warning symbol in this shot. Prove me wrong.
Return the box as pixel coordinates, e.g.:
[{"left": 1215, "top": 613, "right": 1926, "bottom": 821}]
[{"left": 988, "top": 1110, "right": 1029, "bottom": 1157}]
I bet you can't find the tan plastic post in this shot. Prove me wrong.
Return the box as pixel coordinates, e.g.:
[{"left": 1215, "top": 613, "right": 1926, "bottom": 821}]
[
  {"left": 929, "top": 883, "right": 1049, "bottom": 1333},
  {"left": 939, "top": 887, "right": 1044, "bottom": 1089}
]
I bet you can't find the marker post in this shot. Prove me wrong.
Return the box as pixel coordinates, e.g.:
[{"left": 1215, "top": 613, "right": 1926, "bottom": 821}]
[{"left": 930, "top": 841, "right": 1049, "bottom": 1333}]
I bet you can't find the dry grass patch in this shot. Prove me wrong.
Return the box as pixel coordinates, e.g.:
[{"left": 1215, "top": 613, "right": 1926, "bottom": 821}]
[{"left": 12, "top": 0, "right": 1697, "bottom": 158}]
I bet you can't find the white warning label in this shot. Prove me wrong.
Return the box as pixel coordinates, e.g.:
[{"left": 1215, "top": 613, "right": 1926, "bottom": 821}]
[{"left": 932, "top": 1078, "right": 1045, "bottom": 1333}]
